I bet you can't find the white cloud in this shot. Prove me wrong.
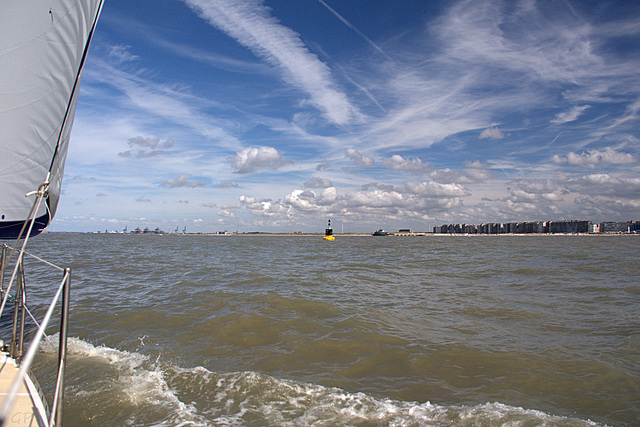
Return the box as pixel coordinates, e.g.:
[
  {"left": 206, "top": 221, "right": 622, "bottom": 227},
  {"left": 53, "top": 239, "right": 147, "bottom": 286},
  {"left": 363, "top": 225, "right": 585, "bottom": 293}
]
[
  {"left": 435, "top": 0, "right": 607, "bottom": 85},
  {"left": 304, "top": 177, "right": 333, "bottom": 188},
  {"left": 239, "top": 195, "right": 288, "bottom": 217},
  {"left": 108, "top": 45, "right": 138, "bottom": 63},
  {"left": 551, "top": 147, "right": 638, "bottom": 168},
  {"left": 316, "top": 160, "right": 331, "bottom": 171},
  {"left": 345, "top": 148, "right": 374, "bottom": 168},
  {"left": 430, "top": 166, "right": 493, "bottom": 184},
  {"left": 507, "top": 189, "right": 562, "bottom": 204},
  {"left": 479, "top": 127, "right": 507, "bottom": 140},
  {"left": 129, "top": 137, "right": 175, "bottom": 149},
  {"left": 381, "top": 155, "right": 430, "bottom": 174},
  {"left": 213, "top": 182, "right": 239, "bottom": 188},
  {"left": 85, "top": 59, "right": 242, "bottom": 152},
  {"left": 551, "top": 105, "right": 590, "bottom": 124},
  {"left": 183, "top": 0, "right": 357, "bottom": 125},
  {"left": 430, "top": 168, "right": 465, "bottom": 184},
  {"left": 217, "top": 209, "right": 236, "bottom": 218},
  {"left": 564, "top": 174, "right": 640, "bottom": 199},
  {"left": 462, "top": 167, "right": 494, "bottom": 182},
  {"left": 160, "top": 174, "right": 206, "bottom": 188},
  {"left": 284, "top": 190, "right": 322, "bottom": 211},
  {"left": 231, "top": 146, "right": 291, "bottom": 174},
  {"left": 403, "top": 182, "right": 469, "bottom": 198},
  {"left": 512, "top": 179, "right": 559, "bottom": 195},
  {"left": 119, "top": 137, "right": 175, "bottom": 158}
]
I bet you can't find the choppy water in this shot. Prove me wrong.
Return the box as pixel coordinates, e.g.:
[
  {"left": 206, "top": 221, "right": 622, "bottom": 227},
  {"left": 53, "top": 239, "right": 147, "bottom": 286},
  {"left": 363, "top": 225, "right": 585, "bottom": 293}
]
[{"left": 10, "top": 234, "right": 640, "bottom": 425}]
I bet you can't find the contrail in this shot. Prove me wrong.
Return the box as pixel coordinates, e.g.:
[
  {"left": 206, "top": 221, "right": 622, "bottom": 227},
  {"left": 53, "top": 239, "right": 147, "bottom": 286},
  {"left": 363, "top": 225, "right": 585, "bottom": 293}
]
[{"left": 317, "top": 0, "right": 393, "bottom": 62}]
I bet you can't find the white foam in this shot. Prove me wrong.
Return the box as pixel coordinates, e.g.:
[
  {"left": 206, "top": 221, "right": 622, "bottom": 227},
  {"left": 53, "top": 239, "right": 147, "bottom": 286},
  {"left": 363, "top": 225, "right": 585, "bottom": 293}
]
[
  {"left": 42, "top": 337, "right": 603, "bottom": 426},
  {"left": 55, "top": 337, "right": 206, "bottom": 425}
]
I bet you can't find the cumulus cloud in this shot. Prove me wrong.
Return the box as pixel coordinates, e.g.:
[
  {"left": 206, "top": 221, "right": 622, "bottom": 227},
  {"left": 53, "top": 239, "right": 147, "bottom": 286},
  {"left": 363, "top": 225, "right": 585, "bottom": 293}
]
[
  {"left": 342, "top": 183, "right": 464, "bottom": 214},
  {"left": 573, "top": 196, "right": 640, "bottom": 220},
  {"left": 231, "top": 146, "right": 291, "bottom": 174},
  {"left": 403, "top": 181, "right": 469, "bottom": 198},
  {"left": 551, "top": 147, "right": 638, "bottom": 168},
  {"left": 160, "top": 174, "right": 206, "bottom": 188},
  {"left": 345, "top": 148, "right": 375, "bottom": 168},
  {"left": 430, "top": 165, "right": 493, "bottom": 184},
  {"left": 479, "top": 127, "right": 507, "bottom": 140},
  {"left": 119, "top": 137, "right": 175, "bottom": 158},
  {"left": 381, "top": 155, "right": 430, "bottom": 174},
  {"left": 507, "top": 188, "right": 563, "bottom": 204},
  {"left": 304, "top": 177, "right": 333, "bottom": 188},
  {"left": 214, "top": 182, "right": 239, "bottom": 188},
  {"left": 512, "top": 179, "right": 559, "bottom": 195},
  {"left": 462, "top": 166, "right": 494, "bottom": 182},
  {"left": 430, "top": 168, "right": 465, "bottom": 184},
  {"left": 236, "top": 178, "right": 471, "bottom": 224},
  {"left": 284, "top": 188, "right": 337, "bottom": 211},
  {"left": 551, "top": 105, "right": 590, "bottom": 124},
  {"left": 239, "top": 195, "right": 289, "bottom": 216},
  {"left": 135, "top": 196, "right": 151, "bottom": 203},
  {"left": 564, "top": 174, "right": 640, "bottom": 199},
  {"left": 316, "top": 160, "right": 331, "bottom": 171},
  {"left": 217, "top": 209, "right": 236, "bottom": 218}
]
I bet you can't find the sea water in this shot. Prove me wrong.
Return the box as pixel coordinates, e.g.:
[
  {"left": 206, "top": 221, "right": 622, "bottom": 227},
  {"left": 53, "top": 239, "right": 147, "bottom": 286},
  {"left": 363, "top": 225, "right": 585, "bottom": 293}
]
[{"left": 14, "top": 233, "right": 640, "bottom": 425}]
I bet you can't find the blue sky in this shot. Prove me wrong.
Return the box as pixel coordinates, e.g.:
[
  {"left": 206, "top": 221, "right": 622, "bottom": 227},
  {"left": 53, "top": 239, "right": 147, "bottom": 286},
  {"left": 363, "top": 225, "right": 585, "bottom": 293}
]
[{"left": 52, "top": 0, "right": 640, "bottom": 233}]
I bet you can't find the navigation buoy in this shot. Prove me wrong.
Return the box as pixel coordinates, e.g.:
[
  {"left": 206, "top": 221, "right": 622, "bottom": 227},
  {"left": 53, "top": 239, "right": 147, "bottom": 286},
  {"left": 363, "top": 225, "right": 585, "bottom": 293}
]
[{"left": 323, "top": 219, "right": 335, "bottom": 240}]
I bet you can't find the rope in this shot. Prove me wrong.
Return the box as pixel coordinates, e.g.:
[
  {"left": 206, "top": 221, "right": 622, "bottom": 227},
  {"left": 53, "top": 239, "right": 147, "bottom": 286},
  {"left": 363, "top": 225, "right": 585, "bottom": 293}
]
[{"left": 0, "top": 179, "right": 49, "bottom": 319}]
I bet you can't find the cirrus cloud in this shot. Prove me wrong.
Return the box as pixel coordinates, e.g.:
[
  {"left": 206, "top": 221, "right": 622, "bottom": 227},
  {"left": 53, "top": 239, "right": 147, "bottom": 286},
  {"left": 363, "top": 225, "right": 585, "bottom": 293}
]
[
  {"left": 551, "top": 105, "right": 591, "bottom": 124},
  {"left": 183, "top": 0, "right": 358, "bottom": 125}
]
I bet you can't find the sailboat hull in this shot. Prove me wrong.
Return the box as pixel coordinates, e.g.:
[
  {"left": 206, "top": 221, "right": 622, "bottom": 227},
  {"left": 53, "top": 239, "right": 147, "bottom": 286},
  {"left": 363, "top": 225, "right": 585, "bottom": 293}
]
[{"left": 0, "top": 214, "right": 50, "bottom": 240}]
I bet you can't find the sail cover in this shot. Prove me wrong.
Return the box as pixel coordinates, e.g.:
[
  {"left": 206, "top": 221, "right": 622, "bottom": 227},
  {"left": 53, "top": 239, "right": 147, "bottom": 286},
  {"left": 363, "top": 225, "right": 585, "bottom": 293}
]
[{"left": 0, "top": 0, "right": 103, "bottom": 239}]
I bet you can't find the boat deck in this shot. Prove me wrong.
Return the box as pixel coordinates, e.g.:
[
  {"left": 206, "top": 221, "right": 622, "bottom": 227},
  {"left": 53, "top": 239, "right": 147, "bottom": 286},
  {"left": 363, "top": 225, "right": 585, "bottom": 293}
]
[{"left": 0, "top": 352, "right": 45, "bottom": 426}]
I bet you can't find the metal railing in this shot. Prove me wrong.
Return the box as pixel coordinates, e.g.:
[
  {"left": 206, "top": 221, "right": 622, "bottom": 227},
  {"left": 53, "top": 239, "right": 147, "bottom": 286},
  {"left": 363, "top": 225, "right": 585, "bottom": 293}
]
[{"left": 0, "top": 243, "right": 71, "bottom": 427}]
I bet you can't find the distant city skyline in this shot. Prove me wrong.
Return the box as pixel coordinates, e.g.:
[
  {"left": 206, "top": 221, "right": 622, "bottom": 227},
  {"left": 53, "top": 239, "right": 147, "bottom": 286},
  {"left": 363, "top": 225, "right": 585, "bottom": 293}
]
[{"left": 51, "top": 0, "right": 640, "bottom": 234}]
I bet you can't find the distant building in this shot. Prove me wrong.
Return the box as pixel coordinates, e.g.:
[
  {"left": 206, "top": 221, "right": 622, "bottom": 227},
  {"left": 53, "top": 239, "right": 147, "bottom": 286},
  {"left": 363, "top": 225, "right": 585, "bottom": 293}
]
[
  {"left": 432, "top": 219, "right": 614, "bottom": 234},
  {"left": 600, "top": 221, "right": 630, "bottom": 233}
]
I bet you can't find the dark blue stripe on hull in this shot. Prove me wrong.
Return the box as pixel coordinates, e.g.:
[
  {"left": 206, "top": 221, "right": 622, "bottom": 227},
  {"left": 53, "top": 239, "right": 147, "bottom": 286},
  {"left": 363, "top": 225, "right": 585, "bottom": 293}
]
[{"left": 0, "top": 213, "right": 49, "bottom": 240}]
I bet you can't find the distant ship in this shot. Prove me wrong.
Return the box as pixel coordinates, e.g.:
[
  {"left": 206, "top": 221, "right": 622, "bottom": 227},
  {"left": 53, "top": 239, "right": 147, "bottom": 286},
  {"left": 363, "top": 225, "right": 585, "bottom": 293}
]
[{"left": 372, "top": 229, "right": 389, "bottom": 236}]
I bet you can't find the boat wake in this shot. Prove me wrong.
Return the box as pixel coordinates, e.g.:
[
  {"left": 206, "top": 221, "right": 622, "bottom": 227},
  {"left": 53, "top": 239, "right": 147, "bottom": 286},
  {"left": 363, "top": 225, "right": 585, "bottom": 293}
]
[{"left": 48, "top": 337, "right": 601, "bottom": 426}]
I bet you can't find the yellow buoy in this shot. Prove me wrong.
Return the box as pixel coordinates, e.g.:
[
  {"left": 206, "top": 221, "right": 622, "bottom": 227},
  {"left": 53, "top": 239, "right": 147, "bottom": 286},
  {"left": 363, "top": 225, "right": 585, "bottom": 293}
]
[{"left": 324, "top": 219, "right": 335, "bottom": 240}]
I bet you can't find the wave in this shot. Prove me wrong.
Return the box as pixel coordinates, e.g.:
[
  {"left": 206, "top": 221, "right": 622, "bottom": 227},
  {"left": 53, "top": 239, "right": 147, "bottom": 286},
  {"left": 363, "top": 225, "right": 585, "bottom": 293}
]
[{"left": 36, "top": 337, "right": 604, "bottom": 426}]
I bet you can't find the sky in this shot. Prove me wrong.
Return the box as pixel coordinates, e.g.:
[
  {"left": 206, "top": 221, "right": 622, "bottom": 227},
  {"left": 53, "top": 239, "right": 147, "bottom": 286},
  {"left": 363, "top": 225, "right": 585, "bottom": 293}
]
[{"left": 51, "top": 0, "right": 640, "bottom": 233}]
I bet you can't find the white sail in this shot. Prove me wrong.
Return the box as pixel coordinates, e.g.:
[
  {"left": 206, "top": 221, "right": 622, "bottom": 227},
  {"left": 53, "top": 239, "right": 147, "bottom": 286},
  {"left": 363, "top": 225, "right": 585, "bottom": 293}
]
[{"left": 0, "top": 0, "right": 103, "bottom": 238}]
